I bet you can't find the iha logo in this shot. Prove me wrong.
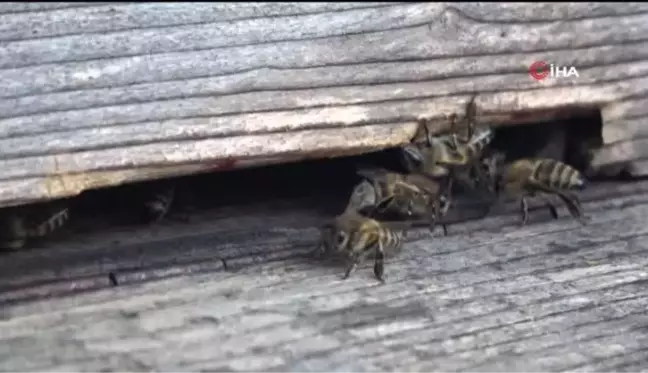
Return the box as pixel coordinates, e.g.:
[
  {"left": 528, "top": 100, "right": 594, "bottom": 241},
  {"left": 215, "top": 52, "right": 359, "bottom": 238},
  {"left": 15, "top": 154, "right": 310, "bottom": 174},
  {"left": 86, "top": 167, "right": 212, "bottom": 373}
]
[{"left": 529, "top": 61, "right": 579, "bottom": 81}]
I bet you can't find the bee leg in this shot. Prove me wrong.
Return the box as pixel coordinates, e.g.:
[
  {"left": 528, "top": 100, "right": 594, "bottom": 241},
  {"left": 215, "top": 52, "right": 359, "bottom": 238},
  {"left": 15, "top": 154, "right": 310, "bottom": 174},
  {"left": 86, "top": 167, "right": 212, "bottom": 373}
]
[
  {"left": 540, "top": 195, "right": 559, "bottom": 220},
  {"left": 427, "top": 213, "right": 437, "bottom": 234},
  {"left": 373, "top": 243, "right": 386, "bottom": 283},
  {"left": 448, "top": 113, "right": 459, "bottom": 138},
  {"left": 439, "top": 193, "right": 451, "bottom": 236},
  {"left": 415, "top": 117, "right": 432, "bottom": 146},
  {"left": 556, "top": 191, "right": 589, "bottom": 225},
  {"left": 342, "top": 260, "right": 356, "bottom": 280},
  {"left": 472, "top": 162, "right": 493, "bottom": 194},
  {"left": 343, "top": 254, "right": 360, "bottom": 280},
  {"left": 465, "top": 93, "right": 478, "bottom": 139},
  {"left": 520, "top": 197, "right": 530, "bottom": 226},
  {"left": 430, "top": 199, "right": 448, "bottom": 236},
  {"left": 440, "top": 177, "right": 454, "bottom": 212}
]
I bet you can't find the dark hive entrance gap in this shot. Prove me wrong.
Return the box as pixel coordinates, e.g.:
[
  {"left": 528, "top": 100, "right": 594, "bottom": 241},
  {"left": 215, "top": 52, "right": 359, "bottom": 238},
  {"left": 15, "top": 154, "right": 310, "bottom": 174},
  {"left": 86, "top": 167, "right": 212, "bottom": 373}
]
[
  {"left": 0, "top": 107, "right": 619, "bottom": 255},
  {"left": 489, "top": 107, "right": 603, "bottom": 176}
]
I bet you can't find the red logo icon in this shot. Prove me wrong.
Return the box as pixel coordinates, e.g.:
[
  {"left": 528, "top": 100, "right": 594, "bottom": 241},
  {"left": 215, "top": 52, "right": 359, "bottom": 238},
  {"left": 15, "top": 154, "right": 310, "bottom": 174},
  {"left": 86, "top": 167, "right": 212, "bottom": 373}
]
[{"left": 529, "top": 61, "right": 550, "bottom": 81}]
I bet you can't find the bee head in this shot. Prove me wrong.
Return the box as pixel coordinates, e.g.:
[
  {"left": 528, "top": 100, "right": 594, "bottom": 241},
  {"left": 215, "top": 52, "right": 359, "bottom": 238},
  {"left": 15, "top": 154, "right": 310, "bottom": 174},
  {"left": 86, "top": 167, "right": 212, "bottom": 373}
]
[
  {"left": 573, "top": 175, "right": 587, "bottom": 191},
  {"left": 333, "top": 229, "right": 350, "bottom": 253},
  {"left": 319, "top": 220, "right": 351, "bottom": 255}
]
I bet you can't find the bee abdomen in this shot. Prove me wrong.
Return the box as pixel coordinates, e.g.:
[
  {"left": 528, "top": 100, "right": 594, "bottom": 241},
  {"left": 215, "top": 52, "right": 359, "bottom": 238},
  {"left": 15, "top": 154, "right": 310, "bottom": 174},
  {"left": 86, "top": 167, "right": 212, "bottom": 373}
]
[
  {"left": 381, "top": 227, "right": 404, "bottom": 251},
  {"left": 467, "top": 128, "right": 494, "bottom": 155},
  {"left": 532, "top": 159, "right": 586, "bottom": 190},
  {"left": 30, "top": 207, "right": 70, "bottom": 238}
]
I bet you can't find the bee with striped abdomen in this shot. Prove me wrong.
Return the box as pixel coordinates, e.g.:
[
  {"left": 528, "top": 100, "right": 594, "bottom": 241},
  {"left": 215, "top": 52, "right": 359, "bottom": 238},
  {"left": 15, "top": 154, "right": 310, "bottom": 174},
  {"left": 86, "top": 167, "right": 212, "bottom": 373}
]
[
  {"left": 495, "top": 158, "right": 588, "bottom": 226},
  {"left": 316, "top": 209, "right": 406, "bottom": 283},
  {"left": 403, "top": 93, "right": 495, "bottom": 198},
  {"left": 30, "top": 205, "right": 70, "bottom": 238},
  {"left": 0, "top": 203, "right": 71, "bottom": 250},
  {"left": 401, "top": 126, "right": 495, "bottom": 180},
  {"left": 401, "top": 126, "right": 495, "bottom": 214},
  {"left": 347, "top": 168, "right": 450, "bottom": 235}
]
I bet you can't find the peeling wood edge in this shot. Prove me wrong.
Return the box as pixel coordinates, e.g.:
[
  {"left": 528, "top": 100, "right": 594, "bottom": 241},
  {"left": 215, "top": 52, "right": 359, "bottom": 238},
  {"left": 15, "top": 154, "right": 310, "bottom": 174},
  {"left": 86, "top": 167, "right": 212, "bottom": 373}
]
[{"left": 0, "top": 122, "right": 418, "bottom": 208}]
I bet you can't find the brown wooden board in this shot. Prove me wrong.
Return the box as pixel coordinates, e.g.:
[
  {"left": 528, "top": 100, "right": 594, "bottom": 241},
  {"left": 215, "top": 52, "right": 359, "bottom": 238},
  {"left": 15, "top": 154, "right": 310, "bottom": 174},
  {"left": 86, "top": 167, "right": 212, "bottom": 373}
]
[{"left": 2, "top": 3, "right": 648, "bottom": 207}]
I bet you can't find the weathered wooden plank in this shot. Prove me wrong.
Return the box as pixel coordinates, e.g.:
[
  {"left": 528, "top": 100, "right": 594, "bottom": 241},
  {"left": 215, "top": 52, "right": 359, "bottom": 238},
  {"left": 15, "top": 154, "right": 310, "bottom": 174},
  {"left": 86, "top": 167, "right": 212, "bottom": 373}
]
[
  {"left": 0, "top": 3, "right": 107, "bottom": 15},
  {"left": 5, "top": 3, "right": 648, "bottom": 71},
  {"left": 589, "top": 95, "right": 648, "bottom": 175},
  {"left": 2, "top": 3, "right": 648, "bottom": 208},
  {"left": 0, "top": 3, "right": 402, "bottom": 42},
  {"left": 0, "top": 123, "right": 417, "bottom": 207},
  {"left": 0, "top": 182, "right": 647, "bottom": 371},
  {"left": 602, "top": 95, "right": 648, "bottom": 142}
]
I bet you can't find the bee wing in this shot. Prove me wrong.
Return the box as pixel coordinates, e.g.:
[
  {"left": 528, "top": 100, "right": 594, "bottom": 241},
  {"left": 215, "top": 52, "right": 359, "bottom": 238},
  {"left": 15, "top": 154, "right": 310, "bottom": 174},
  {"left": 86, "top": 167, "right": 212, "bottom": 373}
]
[
  {"left": 401, "top": 144, "right": 426, "bottom": 164},
  {"left": 347, "top": 180, "right": 379, "bottom": 214}
]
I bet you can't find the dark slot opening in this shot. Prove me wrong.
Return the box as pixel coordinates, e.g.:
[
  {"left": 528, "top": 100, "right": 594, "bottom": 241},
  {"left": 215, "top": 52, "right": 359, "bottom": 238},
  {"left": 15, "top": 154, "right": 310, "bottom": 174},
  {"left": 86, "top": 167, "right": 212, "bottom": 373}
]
[
  {"left": 0, "top": 106, "right": 619, "bottom": 254},
  {"left": 489, "top": 108, "right": 603, "bottom": 176}
]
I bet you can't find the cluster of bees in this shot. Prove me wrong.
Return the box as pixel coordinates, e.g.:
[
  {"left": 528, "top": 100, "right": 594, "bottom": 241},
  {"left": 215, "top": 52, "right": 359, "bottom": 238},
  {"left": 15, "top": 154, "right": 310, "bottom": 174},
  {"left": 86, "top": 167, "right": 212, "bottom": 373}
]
[
  {"left": 0, "top": 96, "right": 590, "bottom": 287},
  {"left": 315, "top": 95, "right": 588, "bottom": 283},
  {"left": 0, "top": 182, "right": 177, "bottom": 251}
]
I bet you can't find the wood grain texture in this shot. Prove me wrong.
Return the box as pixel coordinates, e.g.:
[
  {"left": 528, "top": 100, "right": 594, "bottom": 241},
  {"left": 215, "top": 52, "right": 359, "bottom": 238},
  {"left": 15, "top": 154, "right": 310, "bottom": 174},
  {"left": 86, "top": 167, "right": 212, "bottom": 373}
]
[
  {"left": 2, "top": 3, "right": 648, "bottom": 207},
  {"left": 0, "top": 181, "right": 647, "bottom": 371},
  {"left": 591, "top": 94, "right": 648, "bottom": 175}
]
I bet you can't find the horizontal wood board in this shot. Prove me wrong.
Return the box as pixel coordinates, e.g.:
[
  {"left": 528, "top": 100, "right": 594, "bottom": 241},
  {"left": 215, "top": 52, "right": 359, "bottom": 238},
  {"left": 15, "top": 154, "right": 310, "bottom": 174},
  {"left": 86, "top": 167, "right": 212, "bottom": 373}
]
[{"left": 1, "top": 3, "right": 648, "bottom": 206}]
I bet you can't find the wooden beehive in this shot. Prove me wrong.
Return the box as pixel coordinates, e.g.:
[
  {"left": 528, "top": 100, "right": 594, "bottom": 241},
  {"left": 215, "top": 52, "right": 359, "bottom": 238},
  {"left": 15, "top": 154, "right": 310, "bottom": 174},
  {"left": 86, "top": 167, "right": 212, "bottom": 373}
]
[{"left": 1, "top": 2, "right": 648, "bottom": 208}]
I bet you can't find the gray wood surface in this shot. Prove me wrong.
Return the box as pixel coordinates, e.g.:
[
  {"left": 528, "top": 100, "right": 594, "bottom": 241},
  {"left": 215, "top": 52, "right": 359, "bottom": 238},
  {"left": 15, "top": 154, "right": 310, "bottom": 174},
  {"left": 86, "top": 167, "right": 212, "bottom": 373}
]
[
  {"left": 593, "top": 95, "right": 648, "bottom": 175},
  {"left": 2, "top": 3, "right": 648, "bottom": 207},
  {"left": 0, "top": 180, "right": 647, "bottom": 371}
]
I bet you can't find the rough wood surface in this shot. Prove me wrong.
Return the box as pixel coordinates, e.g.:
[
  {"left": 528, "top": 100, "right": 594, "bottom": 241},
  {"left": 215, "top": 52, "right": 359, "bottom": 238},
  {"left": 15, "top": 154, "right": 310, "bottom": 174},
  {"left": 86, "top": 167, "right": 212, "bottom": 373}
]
[
  {"left": 2, "top": 3, "right": 648, "bottom": 207},
  {"left": 592, "top": 94, "right": 648, "bottom": 175},
  {"left": 1, "top": 180, "right": 647, "bottom": 371}
]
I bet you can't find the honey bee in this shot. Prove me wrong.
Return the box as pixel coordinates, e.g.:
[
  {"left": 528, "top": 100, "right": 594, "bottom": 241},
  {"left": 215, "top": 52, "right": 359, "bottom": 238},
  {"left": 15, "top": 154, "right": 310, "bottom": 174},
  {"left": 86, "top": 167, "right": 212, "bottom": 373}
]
[
  {"left": 316, "top": 209, "right": 406, "bottom": 283},
  {"left": 346, "top": 168, "right": 450, "bottom": 235},
  {"left": 0, "top": 204, "right": 71, "bottom": 250},
  {"left": 142, "top": 184, "right": 176, "bottom": 223},
  {"left": 401, "top": 126, "right": 495, "bottom": 180},
  {"left": 400, "top": 127, "right": 495, "bottom": 214},
  {"left": 448, "top": 93, "right": 480, "bottom": 144},
  {"left": 494, "top": 158, "right": 588, "bottom": 225},
  {"left": 413, "top": 93, "right": 480, "bottom": 147},
  {"left": 403, "top": 94, "right": 495, "bottom": 197}
]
